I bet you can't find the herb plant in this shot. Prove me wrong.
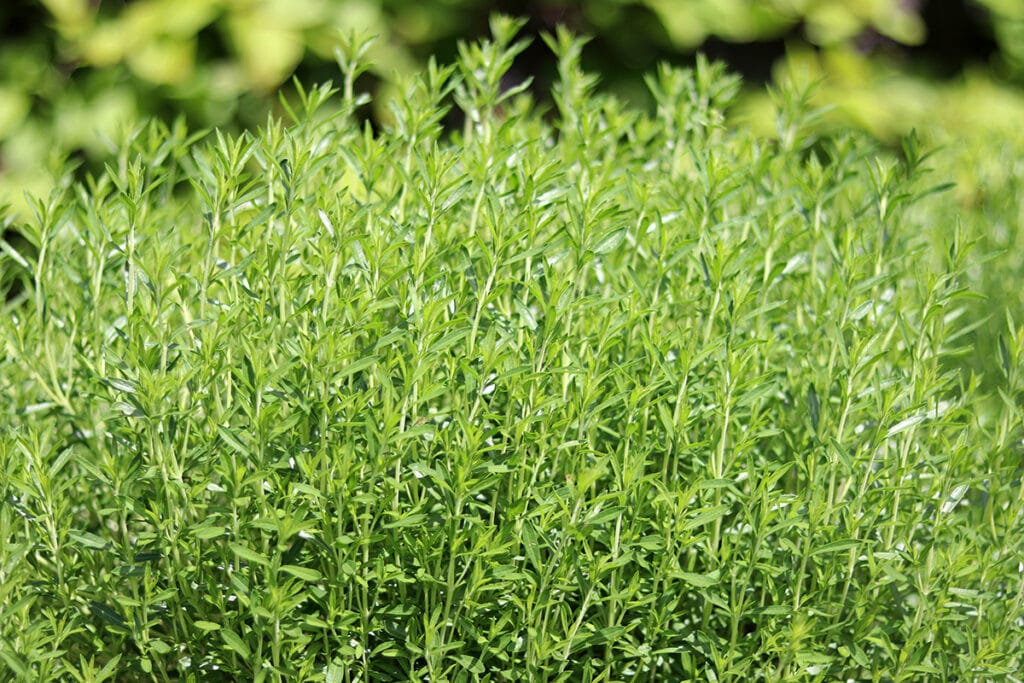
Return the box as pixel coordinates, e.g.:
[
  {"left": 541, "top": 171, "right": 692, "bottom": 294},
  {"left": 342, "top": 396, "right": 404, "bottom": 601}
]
[{"left": 1, "top": 17, "right": 1022, "bottom": 682}]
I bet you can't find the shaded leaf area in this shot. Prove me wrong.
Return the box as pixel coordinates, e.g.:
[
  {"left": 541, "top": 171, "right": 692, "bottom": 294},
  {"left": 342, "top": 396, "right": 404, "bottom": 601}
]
[{"left": 1, "top": 19, "right": 1022, "bottom": 682}]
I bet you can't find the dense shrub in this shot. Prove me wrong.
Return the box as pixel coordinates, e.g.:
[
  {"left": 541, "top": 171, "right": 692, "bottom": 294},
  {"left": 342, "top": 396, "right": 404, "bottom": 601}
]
[
  {"left": 3, "top": 0, "right": 1022, "bottom": 209},
  {"left": 2, "top": 18, "right": 1022, "bottom": 681}
]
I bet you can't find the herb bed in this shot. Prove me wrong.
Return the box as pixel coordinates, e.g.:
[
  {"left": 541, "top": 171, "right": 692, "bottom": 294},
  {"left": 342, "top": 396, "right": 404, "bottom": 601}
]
[{"left": 1, "top": 17, "right": 1022, "bottom": 682}]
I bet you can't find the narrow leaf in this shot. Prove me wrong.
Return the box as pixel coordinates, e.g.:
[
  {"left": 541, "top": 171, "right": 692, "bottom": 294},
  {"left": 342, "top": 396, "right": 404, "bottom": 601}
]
[
  {"left": 221, "top": 629, "right": 252, "bottom": 659},
  {"left": 807, "top": 383, "right": 820, "bottom": 434},
  {"left": 675, "top": 570, "right": 720, "bottom": 588},
  {"left": 229, "top": 542, "right": 270, "bottom": 566},
  {"left": 384, "top": 513, "right": 429, "bottom": 529},
  {"left": 68, "top": 529, "right": 112, "bottom": 551},
  {"left": 999, "top": 334, "right": 1011, "bottom": 377},
  {"left": 811, "top": 539, "right": 861, "bottom": 556},
  {"left": 280, "top": 565, "right": 323, "bottom": 582},
  {"left": 591, "top": 227, "right": 626, "bottom": 255},
  {"left": 218, "top": 426, "right": 249, "bottom": 456},
  {"left": 338, "top": 355, "right": 378, "bottom": 380},
  {"left": 683, "top": 504, "right": 731, "bottom": 530},
  {"left": 193, "top": 621, "right": 221, "bottom": 632},
  {"left": 106, "top": 377, "right": 138, "bottom": 394},
  {"left": 192, "top": 526, "right": 227, "bottom": 540}
]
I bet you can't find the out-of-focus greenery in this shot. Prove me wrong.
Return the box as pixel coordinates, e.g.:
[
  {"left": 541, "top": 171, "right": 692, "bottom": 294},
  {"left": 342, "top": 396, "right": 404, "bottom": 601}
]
[
  {"left": 976, "top": 0, "right": 1024, "bottom": 79},
  {"left": 638, "top": 0, "right": 924, "bottom": 48},
  {"left": 0, "top": 0, "right": 419, "bottom": 203}
]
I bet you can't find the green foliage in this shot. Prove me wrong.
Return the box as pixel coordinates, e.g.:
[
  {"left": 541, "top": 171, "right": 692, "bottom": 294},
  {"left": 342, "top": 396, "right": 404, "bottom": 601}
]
[
  {"left": 637, "top": 0, "right": 925, "bottom": 48},
  {"left": 975, "top": 0, "right": 1024, "bottom": 80},
  {"left": 38, "top": 0, "right": 410, "bottom": 90},
  {"left": 0, "top": 0, "right": 415, "bottom": 206},
  {"left": 916, "top": 122, "right": 1024, "bottom": 395},
  {"left": 738, "top": 49, "right": 1024, "bottom": 392},
  {"left": 2, "top": 20, "right": 1023, "bottom": 681}
]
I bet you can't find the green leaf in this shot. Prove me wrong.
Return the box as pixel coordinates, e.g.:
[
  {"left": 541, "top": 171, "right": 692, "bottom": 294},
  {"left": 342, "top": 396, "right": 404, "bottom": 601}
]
[
  {"left": 239, "top": 203, "right": 278, "bottom": 236},
  {"left": 89, "top": 600, "right": 127, "bottom": 629},
  {"left": 905, "top": 664, "right": 942, "bottom": 675},
  {"left": 999, "top": 334, "right": 1011, "bottom": 376},
  {"left": 193, "top": 621, "right": 221, "bottom": 632},
  {"left": 761, "top": 605, "right": 792, "bottom": 616},
  {"left": 428, "top": 327, "right": 469, "bottom": 355},
  {"left": 106, "top": 376, "right": 138, "bottom": 394},
  {"left": 280, "top": 565, "right": 323, "bottom": 582},
  {"left": 337, "top": 355, "right": 378, "bottom": 380},
  {"left": 683, "top": 504, "right": 731, "bottom": 530},
  {"left": 229, "top": 542, "right": 270, "bottom": 567},
  {"left": 192, "top": 525, "right": 227, "bottom": 540},
  {"left": 147, "top": 639, "right": 172, "bottom": 654},
  {"left": 811, "top": 539, "right": 861, "bottom": 555},
  {"left": 0, "top": 237, "right": 31, "bottom": 269},
  {"left": 675, "top": 570, "right": 721, "bottom": 588},
  {"left": 94, "top": 654, "right": 122, "bottom": 683},
  {"left": 585, "top": 505, "right": 625, "bottom": 526},
  {"left": 807, "top": 383, "right": 820, "bottom": 434},
  {"left": 590, "top": 626, "right": 626, "bottom": 645},
  {"left": 699, "top": 252, "right": 712, "bottom": 287},
  {"left": 914, "top": 182, "right": 956, "bottom": 201},
  {"left": 221, "top": 628, "right": 252, "bottom": 659},
  {"left": 521, "top": 521, "right": 543, "bottom": 573},
  {"left": 0, "top": 649, "right": 29, "bottom": 679},
  {"left": 383, "top": 513, "right": 429, "bottom": 529},
  {"left": 218, "top": 426, "right": 249, "bottom": 456},
  {"left": 393, "top": 425, "right": 434, "bottom": 442},
  {"left": 68, "top": 529, "right": 112, "bottom": 550},
  {"left": 590, "top": 227, "right": 626, "bottom": 254}
]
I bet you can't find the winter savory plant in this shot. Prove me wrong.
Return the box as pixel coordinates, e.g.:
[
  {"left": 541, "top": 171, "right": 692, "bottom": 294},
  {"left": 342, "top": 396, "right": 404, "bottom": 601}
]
[{"left": 1, "top": 15, "right": 1022, "bottom": 682}]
